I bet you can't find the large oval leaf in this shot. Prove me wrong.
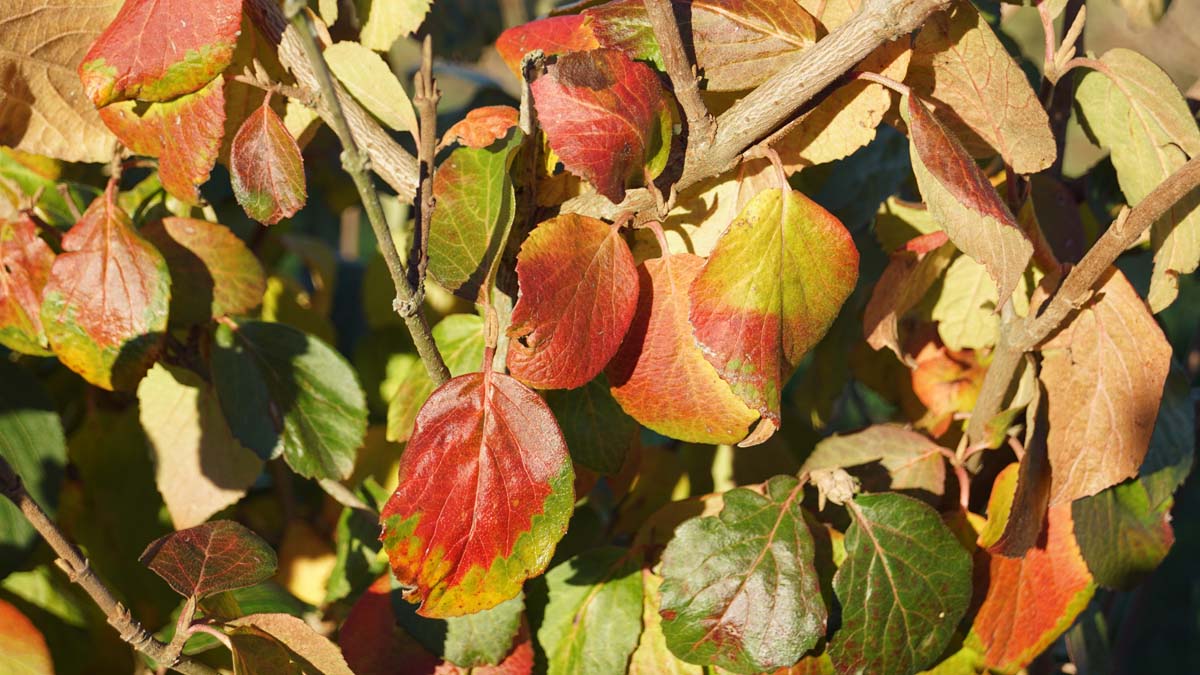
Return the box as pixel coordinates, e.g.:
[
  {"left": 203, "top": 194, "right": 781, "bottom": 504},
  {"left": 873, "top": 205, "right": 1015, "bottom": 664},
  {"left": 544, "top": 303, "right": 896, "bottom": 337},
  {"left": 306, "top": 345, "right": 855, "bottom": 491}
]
[
  {"left": 380, "top": 371, "right": 575, "bottom": 617},
  {"left": 0, "top": 215, "right": 55, "bottom": 355},
  {"left": 231, "top": 99, "right": 307, "bottom": 224},
  {"left": 507, "top": 214, "right": 638, "bottom": 390}
]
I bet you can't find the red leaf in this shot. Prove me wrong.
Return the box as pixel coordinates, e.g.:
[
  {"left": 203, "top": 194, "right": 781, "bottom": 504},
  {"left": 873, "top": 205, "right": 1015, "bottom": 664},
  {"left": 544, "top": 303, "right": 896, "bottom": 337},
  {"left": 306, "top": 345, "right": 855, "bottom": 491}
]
[
  {"left": 340, "top": 577, "right": 443, "bottom": 675},
  {"left": 441, "top": 106, "right": 520, "bottom": 150},
  {"left": 139, "top": 520, "right": 278, "bottom": 599},
  {"left": 98, "top": 76, "right": 226, "bottom": 205},
  {"left": 0, "top": 599, "right": 52, "bottom": 675},
  {"left": 40, "top": 183, "right": 170, "bottom": 391},
  {"left": 230, "top": 98, "right": 307, "bottom": 224},
  {"left": 507, "top": 214, "right": 638, "bottom": 390},
  {"left": 380, "top": 371, "right": 575, "bottom": 617},
  {"left": 495, "top": 15, "right": 600, "bottom": 77},
  {"left": 531, "top": 49, "right": 667, "bottom": 203},
  {"left": 79, "top": 0, "right": 242, "bottom": 106},
  {"left": 0, "top": 215, "right": 56, "bottom": 355}
]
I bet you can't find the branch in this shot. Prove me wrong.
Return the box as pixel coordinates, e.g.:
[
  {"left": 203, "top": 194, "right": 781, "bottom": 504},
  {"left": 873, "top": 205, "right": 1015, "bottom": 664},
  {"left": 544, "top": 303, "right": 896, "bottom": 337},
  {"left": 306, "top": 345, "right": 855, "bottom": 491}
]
[
  {"left": 643, "top": 0, "right": 714, "bottom": 152},
  {"left": 967, "top": 155, "right": 1200, "bottom": 443},
  {"left": 0, "top": 457, "right": 218, "bottom": 675},
  {"left": 408, "top": 36, "right": 440, "bottom": 314},
  {"left": 284, "top": 3, "right": 450, "bottom": 385}
]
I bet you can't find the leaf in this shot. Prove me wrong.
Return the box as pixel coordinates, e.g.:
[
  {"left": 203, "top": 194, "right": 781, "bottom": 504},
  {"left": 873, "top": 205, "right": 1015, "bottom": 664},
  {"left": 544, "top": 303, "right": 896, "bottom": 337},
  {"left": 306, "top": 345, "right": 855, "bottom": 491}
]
[
  {"left": 874, "top": 197, "right": 941, "bottom": 253},
  {"left": 907, "top": 94, "right": 1032, "bottom": 304},
  {"left": 507, "top": 214, "right": 638, "bottom": 390},
  {"left": 231, "top": 627, "right": 303, "bottom": 675},
  {"left": 908, "top": 335, "right": 985, "bottom": 438},
  {"left": 629, "top": 570, "right": 702, "bottom": 675},
  {"left": 0, "top": 215, "right": 55, "bottom": 355},
  {"left": 906, "top": 2, "right": 1055, "bottom": 173},
  {"left": 1074, "top": 48, "right": 1200, "bottom": 312},
  {"left": 137, "top": 363, "right": 263, "bottom": 529},
  {"left": 628, "top": 171, "right": 743, "bottom": 263},
  {"left": 227, "top": 613, "right": 355, "bottom": 675},
  {"left": 863, "top": 243, "right": 954, "bottom": 362},
  {"left": 442, "top": 594, "right": 525, "bottom": 668},
  {"left": 495, "top": 15, "right": 601, "bottom": 78},
  {"left": 231, "top": 98, "right": 307, "bottom": 224},
  {"left": 801, "top": 425, "right": 946, "bottom": 498},
  {"left": 0, "top": 361, "right": 66, "bottom": 576},
  {"left": 607, "top": 254, "right": 757, "bottom": 444},
  {"left": 829, "top": 493, "right": 972, "bottom": 675},
  {"left": 386, "top": 313, "right": 486, "bottom": 443},
  {"left": 356, "top": 0, "right": 432, "bottom": 52},
  {"left": 212, "top": 320, "right": 368, "bottom": 480},
  {"left": 140, "top": 520, "right": 277, "bottom": 599},
  {"left": 142, "top": 217, "right": 266, "bottom": 325},
  {"left": 931, "top": 254, "right": 1028, "bottom": 351},
  {"left": 98, "top": 76, "right": 226, "bottom": 205},
  {"left": 324, "top": 41, "right": 417, "bottom": 133},
  {"left": 340, "top": 576, "right": 443, "bottom": 675},
  {"left": 0, "top": 0, "right": 120, "bottom": 162},
  {"left": 545, "top": 373, "right": 638, "bottom": 474},
  {"left": 539, "top": 547, "right": 643, "bottom": 675},
  {"left": 531, "top": 49, "right": 667, "bottom": 203},
  {"left": 442, "top": 106, "right": 519, "bottom": 150},
  {"left": 967, "top": 503, "right": 1095, "bottom": 673},
  {"left": 40, "top": 183, "right": 170, "bottom": 391},
  {"left": 79, "top": 0, "right": 240, "bottom": 106},
  {"left": 659, "top": 475, "right": 825, "bottom": 673},
  {"left": 380, "top": 371, "right": 575, "bottom": 617},
  {"left": 427, "top": 130, "right": 521, "bottom": 299},
  {"left": 0, "top": 599, "right": 53, "bottom": 675},
  {"left": 689, "top": 188, "right": 858, "bottom": 438},
  {"left": 1039, "top": 269, "right": 1171, "bottom": 505}
]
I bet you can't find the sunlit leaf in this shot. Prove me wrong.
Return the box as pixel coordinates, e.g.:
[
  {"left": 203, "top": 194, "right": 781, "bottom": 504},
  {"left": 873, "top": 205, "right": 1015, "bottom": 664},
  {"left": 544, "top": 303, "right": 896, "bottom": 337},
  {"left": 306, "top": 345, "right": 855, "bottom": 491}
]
[
  {"left": 325, "top": 41, "right": 417, "bottom": 133},
  {"left": 227, "top": 613, "right": 354, "bottom": 675},
  {"left": 0, "top": 215, "right": 55, "bottom": 355},
  {"left": 629, "top": 570, "right": 702, "bottom": 675},
  {"left": 140, "top": 520, "right": 275, "bottom": 601},
  {"left": 442, "top": 106, "right": 519, "bottom": 150},
  {"left": 908, "top": 334, "right": 985, "bottom": 438},
  {"left": 540, "top": 547, "right": 642, "bottom": 675},
  {"left": 0, "top": 599, "right": 53, "bottom": 675},
  {"left": 802, "top": 425, "right": 947, "bottom": 498},
  {"left": 930, "top": 253, "right": 1028, "bottom": 351},
  {"left": 380, "top": 371, "right": 574, "bottom": 617},
  {"left": 495, "top": 15, "right": 600, "bottom": 77},
  {"left": 386, "top": 313, "right": 486, "bottom": 443},
  {"left": 231, "top": 627, "right": 302, "bottom": 675},
  {"left": 231, "top": 98, "right": 307, "bottom": 224},
  {"left": 356, "top": 0, "right": 432, "bottom": 52}
]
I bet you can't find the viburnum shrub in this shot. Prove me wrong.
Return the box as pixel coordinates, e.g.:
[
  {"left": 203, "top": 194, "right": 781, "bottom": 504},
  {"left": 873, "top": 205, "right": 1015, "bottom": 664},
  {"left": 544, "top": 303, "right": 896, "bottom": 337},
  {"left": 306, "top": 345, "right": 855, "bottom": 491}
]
[{"left": 1, "top": 0, "right": 1198, "bottom": 673}]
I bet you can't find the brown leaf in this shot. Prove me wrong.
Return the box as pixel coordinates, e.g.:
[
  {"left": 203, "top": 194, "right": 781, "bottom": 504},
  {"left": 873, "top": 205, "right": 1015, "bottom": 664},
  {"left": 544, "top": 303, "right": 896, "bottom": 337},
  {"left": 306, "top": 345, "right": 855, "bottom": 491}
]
[
  {"left": 228, "top": 613, "right": 354, "bottom": 675},
  {"left": 863, "top": 242, "right": 955, "bottom": 362}
]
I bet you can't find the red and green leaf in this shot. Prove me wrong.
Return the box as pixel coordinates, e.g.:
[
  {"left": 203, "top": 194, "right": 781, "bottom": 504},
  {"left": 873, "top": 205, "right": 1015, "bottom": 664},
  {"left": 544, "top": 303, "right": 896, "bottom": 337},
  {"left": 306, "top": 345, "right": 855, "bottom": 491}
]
[
  {"left": 0, "top": 599, "right": 53, "bottom": 675},
  {"left": 380, "top": 371, "right": 575, "bottom": 618},
  {"left": 607, "top": 254, "right": 757, "bottom": 444},
  {"left": 40, "top": 183, "right": 170, "bottom": 391},
  {"left": 507, "top": 214, "right": 638, "bottom": 390},
  {"left": 0, "top": 215, "right": 55, "bottom": 355},
  {"left": 230, "top": 98, "right": 307, "bottom": 224},
  {"left": 689, "top": 188, "right": 858, "bottom": 442},
  {"left": 140, "top": 520, "right": 277, "bottom": 599},
  {"left": 79, "top": 0, "right": 242, "bottom": 106},
  {"left": 531, "top": 49, "right": 669, "bottom": 203}
]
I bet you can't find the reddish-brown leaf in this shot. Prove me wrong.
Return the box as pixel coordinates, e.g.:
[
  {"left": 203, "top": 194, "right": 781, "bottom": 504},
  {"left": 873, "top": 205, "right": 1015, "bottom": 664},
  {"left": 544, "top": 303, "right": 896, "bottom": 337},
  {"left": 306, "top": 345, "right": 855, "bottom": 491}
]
[
  {"left": 140, "top": 520, "right": 277, "bottom": 599},
  {"left": 1040, "top": 269, "right": 1171, "bottom": 505},
  {"left": 230, "top": 98, "right": 306, "bottom": 224},
  {"left": 79, "top": 0, "right": 242, "bottom": 106},
  {"left": 340, "top": 576, "right": 442, "bottom": 675},
  {"left": 441, "top": 106, "right": 520, "bottom": 150},
  {"left": 507, "top": 214, "right": 638, "bottom": 390},
  {"left": 495, "top": 15, "right": 600, "bottom": 77},
  {"left": 97, "top": 76, "right": 225, "bottom": 205},
  {"left": 0, "top": 599, "right": 53, "bottom": 675},
  {"left": 531, "top": 49, "right": 667, "bottom": 203},
  {"left": 863, "top": 242, "right": 954, "bottom": 362},
  {"left": 380, "top": 371, "right": 575, "bottom": 617},
  {"left": 0, "top": 214, "right": 55, "bottom": 355},
  {"left": 40, "top": 183, "right": 170, "bottom": 391}
]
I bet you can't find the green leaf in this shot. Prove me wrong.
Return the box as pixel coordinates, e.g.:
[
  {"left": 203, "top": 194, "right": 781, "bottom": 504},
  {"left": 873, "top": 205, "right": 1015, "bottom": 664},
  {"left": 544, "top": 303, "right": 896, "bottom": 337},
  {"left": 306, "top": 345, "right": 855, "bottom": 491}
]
[
  {"left": 140, "top": 521, "right": 277, "bottom": 600},
  {"left": 325, "top": 480, "right": 390, "bottom": 604},
  {"left": 629, "top": 569, "right": 701, "bottom": 675},
  {"left": 930, "top": 253, "right": 1028, "bottom": 351},
  {"left": 660, "top": 475, "right": 826, "bottom": 673},
  {"left": 212, "top": 321, "right": 367, "bottom": 480},
  {"left": 324, "top": 41, "right": 417, "bottom": 132},
  {"left": 385, "top": 313, "right": 486, "bottom": 443},
  {"left": 801, "top": 425, "right": 947, "bottom": 498},
  {"left": 546, "top": 373, "right": 638, "bottom": 474},
  {"left": 830, "top": 493, "right": 973, "bottom": 675},
  {"left": 158, "top": 582, "right": 308, "bottom": 656},
  {"left": 539, "top": 547, "right": 643, "bottom": 675},
  {"left": 443, "top": 593, "right": 525, "bottom": 667}
]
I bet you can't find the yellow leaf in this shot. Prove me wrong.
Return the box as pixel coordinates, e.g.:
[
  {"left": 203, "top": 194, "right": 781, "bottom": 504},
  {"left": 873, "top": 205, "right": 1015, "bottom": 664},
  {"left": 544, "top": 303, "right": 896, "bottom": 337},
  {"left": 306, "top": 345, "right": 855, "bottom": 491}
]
[{"left": 324, "top": 41, "right": 418, "bottom": 133}]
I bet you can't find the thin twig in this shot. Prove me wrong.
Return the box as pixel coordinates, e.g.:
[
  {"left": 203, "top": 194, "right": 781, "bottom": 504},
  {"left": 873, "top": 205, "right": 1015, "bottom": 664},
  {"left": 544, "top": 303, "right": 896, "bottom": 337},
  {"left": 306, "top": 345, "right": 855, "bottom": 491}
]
[
  {"left": 408, "top": 35, "right": 440, "bottom": 317},
  {"left": 643, "top": 0, "right": 714, "bottom": 151},
  {"left": 283, "top": 2, "right": 449, "bottom": 385},
  {"left": 0, "top": 457, "right": 218, "bottom": 675}
]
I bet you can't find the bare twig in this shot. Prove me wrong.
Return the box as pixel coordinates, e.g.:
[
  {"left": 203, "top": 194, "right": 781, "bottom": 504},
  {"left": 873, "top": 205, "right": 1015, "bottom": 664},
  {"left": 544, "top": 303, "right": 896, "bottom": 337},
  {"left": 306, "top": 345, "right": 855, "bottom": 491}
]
[
  {"left": 407, "top": 35, "right": 440, "bottom": 318},
  {"left": 283, "top": 2, "right": 449, "bottom": 385},
  {"left": 643, "top": 0, "right": 714, "bottom": 152},
  {"left": 0, "top": 457, "right": 218, "bottom": 675}
]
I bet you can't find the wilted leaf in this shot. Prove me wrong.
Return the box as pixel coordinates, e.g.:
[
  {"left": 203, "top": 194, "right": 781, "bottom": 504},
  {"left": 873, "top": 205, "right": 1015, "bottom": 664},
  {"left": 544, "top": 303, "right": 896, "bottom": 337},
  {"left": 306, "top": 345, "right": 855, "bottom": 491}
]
[
  {"left": 140, "top": 520, "right": 277, "bottom": 599},
  {"left": 212, "top": 320, "right": 368, "bottom": 480},
  {"left": 802, "top": 425, "right": 946, "bottom": 497},
  {"left": 931, "top": 254, "right": 1028, "bottom": 351},
  {"left": 531, "top": 49, "right": 667, "bottom": 203},
  {"left": 0, "top": 0, "right": 120, "bottom": 162},
  {"left": 690, "top": 188, "right": 857, "bottom": 440},
  {"left": 380, "top": 371, "right": 574, "bottom": 617},
  {"left": 357, "top": 0, "right": 432, "bottom": 51},
  {"left": 40, "top": 183, "right": 169, "bottom": 391},
  {"left": 386, "top": 313, "right": 486, "bottom": 443},
  {"left": 231, "top": 98, "right": 307, "bottom": 224},
  {"left": 324, "top": 41, "right": 417, "bottom": 133},
  {"left": 507, "top": 214, "right": 638, "bottom": 390},
  {"left": 0, "top": 599, "right": 53, "bottom": 675},
  {"left": 0, "top": 215, "right": 55, "bottom": 355},
  {"left": 137, "top": 364, "right": 262, "bottom": 530},
  {"left": 228, "top": 613, "right": 354, "bottom": 675},
  {"left": 907, "top": 2, "right": 1055, "bottom": 173},
  {"left": 142, "top": 217, "right": 265, "bottom": 325},
  {"left": 1040, "top": 269, "right": 1170, "bottom": 505},
  {"left": 495, "top": 15, "right": 601, "bottom": 77},
  {"left": 546, "top": 373, "right": 638, "bottom": 474},
  {"left": 428, "top": 130, "right": 521, "bottom": 299},
  {"left": 79, "top": 0, "right": 240, "bottom": 105},
  {"left": 863, "top": 242, "right": 954, "bottom": 361},
  {"left": 1074, "top": 48, "right": 1200, "bottom": 311},
  {"left": 98, "top": 76, "right": 226, "bottom": 204},
  {"left": 539, "top": 547, "right": 643, "bottom": 675},
  {"left": 608, "top": 254, "right": 757, "bottom": 444},
  {"left": 830, "top": 493, "right": 972, "bottom": 675},
  {"left": 442, "top": 106, "right": 519, "bottom": 150},
  {"left": 660, "top": 475, "right": 826, "bottom": 674},
  {"left": 629, "top": 570, "right": 702, "bottom": 675},
  {"left": 907, "top": 94, "right": 1032, "bottom": 303}
]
